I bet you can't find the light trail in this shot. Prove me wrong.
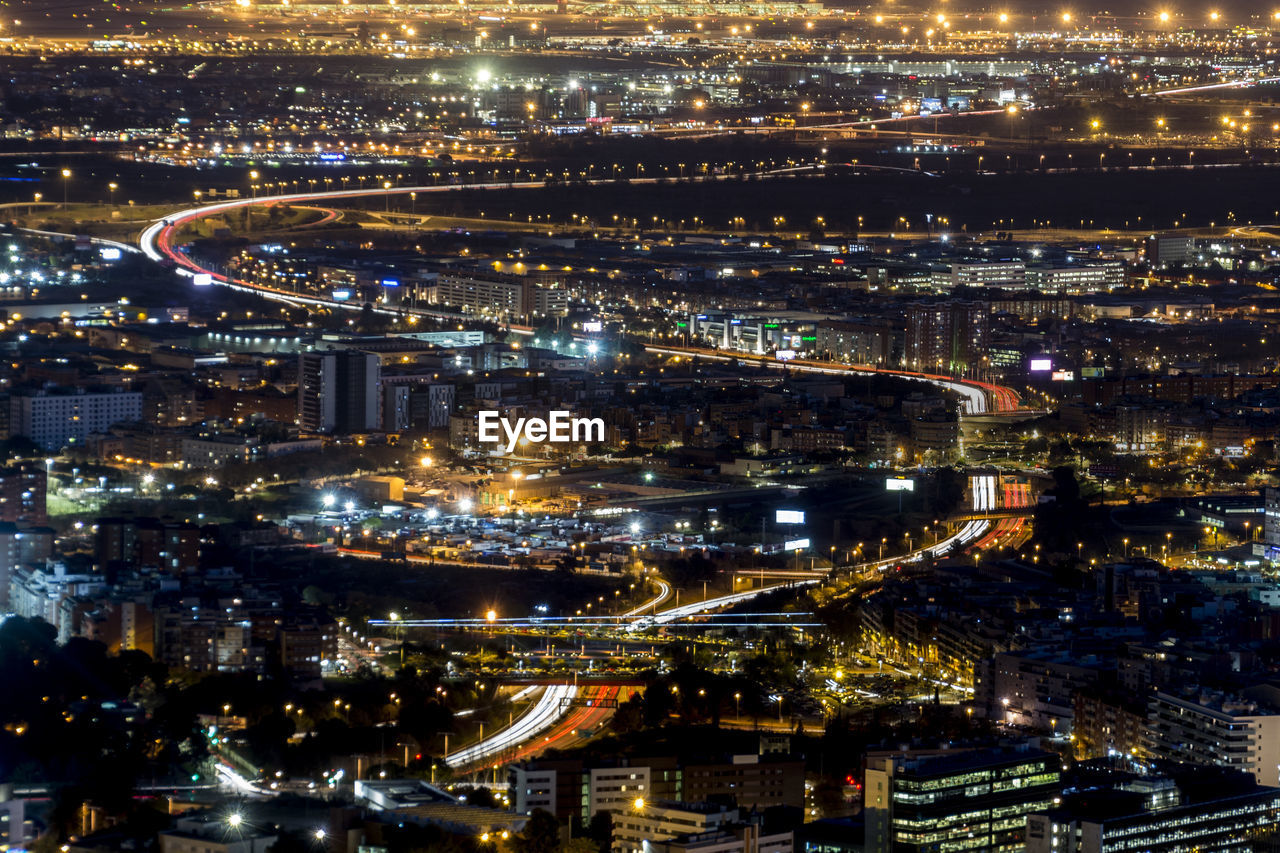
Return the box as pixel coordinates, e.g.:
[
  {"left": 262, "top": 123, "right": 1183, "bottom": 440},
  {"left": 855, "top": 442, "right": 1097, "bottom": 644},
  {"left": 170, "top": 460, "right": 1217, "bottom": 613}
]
[
  {"left": 22, "top": 226, "right": 140, "bottom": 256},
  {"left": 636, "top": 581, "right": 819, "bottom": 630},
  {"left": 622, "top": 579, "right": 672, "bottom": 616},
  {"left": 368, "top": 612, "right": 816, "bottom": 629},
  {"left": 136, "top": 168, "right": 830, "bottom": 320},
  {"left": 445, "top": 684, "right": 578, "bottom": 768},
  {"left": 643, "top": 345, "right": 1020, "bottom": 414},
  {"left": 1141, "top": 76, "right": 1280, "bottom": 97},
  {"left": 215, "top": 762, "right": 275, "bottom": 798},
  {"left": 492, "top": 686, "right": 624, "bottom": 767},
  {"left": 509, "top": 685, "right": 540, "bottom": 703},
  {"left": 137, "top": 183, "right": 543, "bottom": 324},
  {"left": 372, "top": 619, "right": 822, "bottom": 629}
]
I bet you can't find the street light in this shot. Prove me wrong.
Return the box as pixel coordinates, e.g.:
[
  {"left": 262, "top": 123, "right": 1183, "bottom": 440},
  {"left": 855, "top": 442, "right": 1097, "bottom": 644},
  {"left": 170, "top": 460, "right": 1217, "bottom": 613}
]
[
  {"left": 108, "top": 182, "right": 118, "bottom": 207},
  {"left": 390, "top": 611, "right": 404, "bottom": 664},
  {"left": 60, "top": 168, "right": 71, "bottom": 208}
]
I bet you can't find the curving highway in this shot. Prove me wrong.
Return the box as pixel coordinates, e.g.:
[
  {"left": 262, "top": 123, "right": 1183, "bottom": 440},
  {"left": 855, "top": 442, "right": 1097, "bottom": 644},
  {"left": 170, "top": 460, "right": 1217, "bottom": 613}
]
[
  {"left": 445, "top": 683, "right": 578, "bottom": 768},
  {"left": 497, "top": 685, "right": 623, "bottom": 765},
  {"left": 643, "top": 345, "right": 1020, "bottom": 414},
  {"left": 137, "top": 184, "right": 1021, "bottom": 415},
  {"left": 636, "top": 581, "right": 818, "bottom": 630},
  {"left": 137, "top": 169, "right": 836, "bottom": 313},
  {"left": 138, "top": 182, "right": 559, "bottom": 321},
  {"left": 622, "top": 579, "right": 672, "bottom": 617},
  {"left": 444, "top": 684, "right": 629, "bottom": 771}
]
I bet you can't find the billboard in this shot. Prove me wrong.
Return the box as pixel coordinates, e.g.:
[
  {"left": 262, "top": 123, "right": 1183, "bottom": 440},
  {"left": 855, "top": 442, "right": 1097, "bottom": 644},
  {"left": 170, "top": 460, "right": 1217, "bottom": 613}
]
[
  {"left": 1029, "top": 357, "right": 1052, "bottom": 372},
  {"left": 886, "top": 478, "right": 915, "bottom": 492},
  {"left": 783, "top": 538, "right": 811, "bottom": 551},
  {"left": 582, "top": 320, "right": 604, "bottom": 333},
  {"left": 1081, "top": 366, "right": 1105, "bottom": 379},
  {"left": 192, "top": 273, "right": 213, "bottom": 287},
  {"left": 776, "top": 509, "right": 805, "bottom": 524}
]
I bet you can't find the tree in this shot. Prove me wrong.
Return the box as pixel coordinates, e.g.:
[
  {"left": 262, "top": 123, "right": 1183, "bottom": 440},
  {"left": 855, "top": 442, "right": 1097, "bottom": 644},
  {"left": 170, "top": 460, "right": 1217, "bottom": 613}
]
[
  {"left": 927, "top": 466, "right": 967, "bottom": 516},
  {"left": 1032, "top": 466, "right": 1088, "bottom": 555},
  {"left": 560, "top": 839, "right": 600, "bottom": 853},
  {"left": 609, "top": 695, "right": 644, "bottom": 734},
  {"left": 513, "top": 809, "right": 561, "bottom": 853}
]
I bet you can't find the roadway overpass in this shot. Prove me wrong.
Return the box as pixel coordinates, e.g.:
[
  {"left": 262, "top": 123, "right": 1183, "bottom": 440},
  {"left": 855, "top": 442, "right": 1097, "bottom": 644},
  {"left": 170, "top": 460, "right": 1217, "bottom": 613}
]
[{"left": 644, "top": 345, "right": 1023, "bottom": 414}]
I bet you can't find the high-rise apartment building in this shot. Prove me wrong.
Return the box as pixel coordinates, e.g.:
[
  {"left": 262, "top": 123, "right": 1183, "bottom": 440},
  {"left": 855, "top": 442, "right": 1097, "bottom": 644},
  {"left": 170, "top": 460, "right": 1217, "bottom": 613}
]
[
  {"left": 10, "top": 388, "right": 143, "bottom": 451},
  {"left": 864, "top": 745, "right": 1062, "bottom": 853},
  {"left": 902, "top": 301, "right": 990, "bottom": 373},
  {"left": 297, "top": 350, "right": 380, "bottom": 433}
]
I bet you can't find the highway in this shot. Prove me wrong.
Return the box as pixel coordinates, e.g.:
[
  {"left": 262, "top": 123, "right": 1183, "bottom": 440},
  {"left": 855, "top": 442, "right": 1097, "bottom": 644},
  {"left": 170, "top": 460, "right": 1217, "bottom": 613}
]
[
  {"left": 22, "top": 226, "right": 140, "bottom": 257},
  {"left": 636, "top": 581, "right": 819, "bottom": 630},
  {"left": 136, "top": 169, "right": 836, "bottom": 321},
  {"left": 644, "top": 345, "right": 1021, "bottom": 414},
  {"left": 388, "top": 475, "right": 1008, "bottom": 767},
  {"left": 489, "top": 685, "right": 626, "bottom": 768},
  {"left": 445, "top": 683, "right": 579, "bottom": 769},
  {"left": 623, "top": 579, "right": 672, "bottom": 617},
  {"left": 137, "top": 182, "right": 552, "bottom": 324},
  {"left": 444, "top": 684, "right": 631, "bottom": 771}
]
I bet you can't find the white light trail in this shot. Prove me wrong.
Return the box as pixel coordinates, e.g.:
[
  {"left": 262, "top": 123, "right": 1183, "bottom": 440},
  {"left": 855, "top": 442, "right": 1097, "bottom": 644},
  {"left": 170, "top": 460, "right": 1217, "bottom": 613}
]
[{"left": 445, "top": 684, "right": 578, "bottom": 768}]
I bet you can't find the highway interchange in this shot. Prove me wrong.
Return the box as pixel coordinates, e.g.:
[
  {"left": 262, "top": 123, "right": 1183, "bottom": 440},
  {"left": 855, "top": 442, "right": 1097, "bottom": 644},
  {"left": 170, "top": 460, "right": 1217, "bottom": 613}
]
[{"left": 132, "top": 179, "right": 1031, "bottom": 782}]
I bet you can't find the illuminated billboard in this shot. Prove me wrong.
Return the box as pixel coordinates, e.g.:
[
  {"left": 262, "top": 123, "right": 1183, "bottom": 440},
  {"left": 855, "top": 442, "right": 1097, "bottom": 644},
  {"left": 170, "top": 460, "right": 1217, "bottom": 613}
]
[
  {"left": 776, "top": 509, "right": 805, "bottom": 524},
  {"left": 886, "top": 478, "right": 915, "bottom": 492}
]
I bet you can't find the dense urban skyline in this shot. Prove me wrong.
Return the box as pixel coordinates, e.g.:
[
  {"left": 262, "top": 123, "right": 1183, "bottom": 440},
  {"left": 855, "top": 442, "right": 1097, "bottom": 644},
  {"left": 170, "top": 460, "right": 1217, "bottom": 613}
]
[{"left": 2, "top": 4, "right": 1280, "bottom": 853}]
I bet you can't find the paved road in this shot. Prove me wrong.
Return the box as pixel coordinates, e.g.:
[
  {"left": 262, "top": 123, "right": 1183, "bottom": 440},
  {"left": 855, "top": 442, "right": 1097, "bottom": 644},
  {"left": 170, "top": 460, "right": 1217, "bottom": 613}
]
[{"left": 644, "top": 344, "right": 1022, "bottom": 414}]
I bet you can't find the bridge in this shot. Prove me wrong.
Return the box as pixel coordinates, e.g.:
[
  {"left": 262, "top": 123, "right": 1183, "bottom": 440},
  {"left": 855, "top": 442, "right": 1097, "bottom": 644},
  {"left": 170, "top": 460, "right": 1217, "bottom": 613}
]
[
  {"left": 951, "top": 508, "right": 1035, "bottom": 522},
  {"left": 560, "top": 696, "right": 620, "bottom": 710}
]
